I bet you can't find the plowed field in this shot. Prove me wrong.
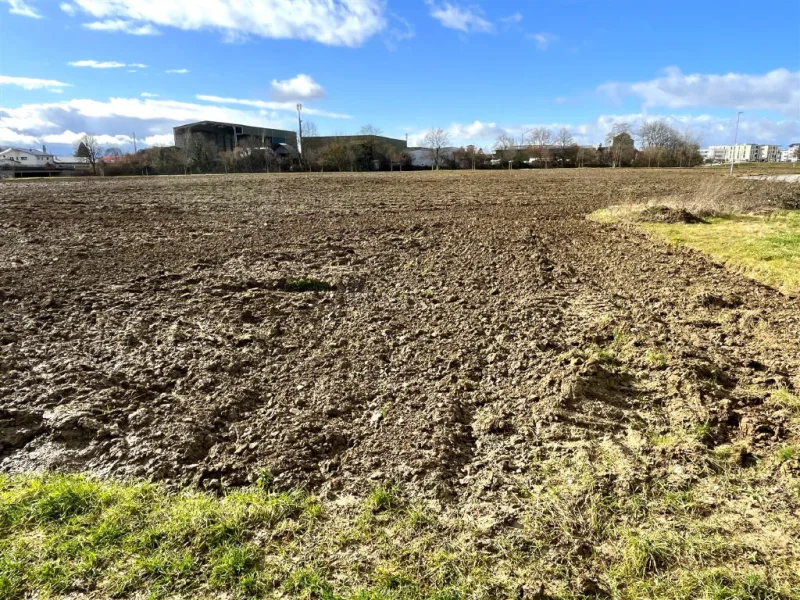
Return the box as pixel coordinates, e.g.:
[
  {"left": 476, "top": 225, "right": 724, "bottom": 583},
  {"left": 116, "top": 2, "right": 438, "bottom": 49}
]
[
  {"left": 2, "top": 171, "right": 798, "bottom": 495},
  {"left": 3, "top": 170, "right": 800, "bottom": 597}
]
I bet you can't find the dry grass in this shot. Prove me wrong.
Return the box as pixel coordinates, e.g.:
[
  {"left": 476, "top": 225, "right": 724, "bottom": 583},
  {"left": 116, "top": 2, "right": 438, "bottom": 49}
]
[
  {"left": 651, "top": 178, "right": 798, "bottom": 216},
  {"left": 597, "top": 177, "right": 799, "bottom": 217}
]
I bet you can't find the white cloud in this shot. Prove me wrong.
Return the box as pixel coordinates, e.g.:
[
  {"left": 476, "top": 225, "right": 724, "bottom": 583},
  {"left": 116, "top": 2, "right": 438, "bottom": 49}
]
[
  {"left": 0, "top": 95, "right": 307, "bottom": 149},
  {"left": 599, "top": 67, "right": 800, "bottom": 117},
  {"left": 84, "top": 19, "right": 160, "bottom": 35},
  {"left": 196, "top": 94, "right": 351, "bottom": 119},
  {"left": 499, "top": 12, "right": 522, "bottom": 24},
  {"left": 407, "top": 120, "right": 505, "bottom": 147},
  {"left": 0, "top": 126, "right": 39, "bottom": 146},
  {"left": 40, "top": 130, "right": 135, "bottom": 147},
  {"left": 68, "top": 60, "right": 148, "bottom": 69},
  {"left": 270, "top": 74, "right": 326, "bottom": 102},
  {"left": 383, "top": 13, "right": 415, "bottom": 50},
  {"left": 65, "top": 0, "right": 386, "bottom": 47},
  {"left": 2, "top": 0, "right": 41, "bottom": 18},
  {"left": 0, "top": 75, "right": 72, "bottom": 92},
  {"left": 140, "top": 92, "right": 159, "bottom": 98},
  {"left": 427, "top": 2, "right": 493, "bottom": 33},
  {"left": 59, "top": 2, "right": 75, "bottom": 15},
  {"left": 527, "top": 32, "right": 557, "bottom": 50},
  {"left": 142, "top": 133, "right": 174, "bottom": 147},
  {"left": 166, "top": 69, "right": 189, "bottom": 74}
]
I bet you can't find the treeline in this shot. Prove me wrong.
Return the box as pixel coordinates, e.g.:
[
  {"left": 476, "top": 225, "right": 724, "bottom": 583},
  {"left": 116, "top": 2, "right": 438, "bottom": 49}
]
[
  {"left": 100, "top": 135, "right": 298, "bottom": 177},
  {"left": 101, "top": 133, "right": 415, "bottom": 176},
  {"left": 487, "top": 120, "right": 702, "bottom": 169},
  {"left": 94, "top": 118, "right": 704, "bottom": 176},
  {"left": 304, "top": 138, "right": 413, "bottom": 172}
]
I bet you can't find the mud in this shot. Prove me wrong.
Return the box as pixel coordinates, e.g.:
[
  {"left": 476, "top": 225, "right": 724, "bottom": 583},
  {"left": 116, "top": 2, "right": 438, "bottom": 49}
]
[{"left": 1, "top": 171, "right": 798, "bottom": 503}]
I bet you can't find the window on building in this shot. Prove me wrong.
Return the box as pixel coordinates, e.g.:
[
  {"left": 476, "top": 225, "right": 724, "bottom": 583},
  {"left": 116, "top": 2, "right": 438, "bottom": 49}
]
[{"left": 20, "top": 156, "right": 27, "bottom": 160}]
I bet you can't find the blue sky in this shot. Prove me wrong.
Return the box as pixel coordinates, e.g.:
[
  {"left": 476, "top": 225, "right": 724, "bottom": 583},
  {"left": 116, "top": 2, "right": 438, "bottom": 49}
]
[{"left": 0, "top": 0, "right": 798, "bottom": 155}]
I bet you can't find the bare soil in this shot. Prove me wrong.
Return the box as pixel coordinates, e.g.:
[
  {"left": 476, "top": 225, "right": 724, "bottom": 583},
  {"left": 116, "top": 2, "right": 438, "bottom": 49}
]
[{"left": 1, "top": 170, "right": 798, "bottom": 505}]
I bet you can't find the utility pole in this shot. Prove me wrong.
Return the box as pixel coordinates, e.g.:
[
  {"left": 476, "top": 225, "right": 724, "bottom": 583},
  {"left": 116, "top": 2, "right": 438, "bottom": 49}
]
[
  {"left": 729, "top": 111, "right": 743, "bottom": 176},
  {"left": 296, "top": 103, "right": 303, "bottom": 168},
  {"left": 132, "top": 133, "right": 137, "bottom": 153}
]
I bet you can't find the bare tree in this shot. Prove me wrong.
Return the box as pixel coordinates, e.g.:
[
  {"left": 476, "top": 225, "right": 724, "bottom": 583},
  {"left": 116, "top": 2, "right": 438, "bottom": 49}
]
[
  {"left": 320, "top": 140, "right": 351, "bottom": 172},
  {"left": 387, "top": 147, "right": 407, "bottom": 171},
  {"left": 602, "top": 123, "right": 635, "bottom": 167},
  {"left": 556, "top": 127, "right": 574, "bottom": 149},
  {"left": 104, "top": 147, "right": 122, "bottom": 158},
  {"left": 175, "top": 130, "right": 193, "bottom": 174},
  {"left": 422, "top": 128, "right": 450, "bottom": 170},
  {"left": 359, "top": 124, "right": 382, "bottom": 136},
  {"left": 526, "top": 127, "right": 552, "bottom": 147},
  {"left": 465, "top": 144, "right": 477, "bottom": 170},
  {"left": 637, "top": 120, "right": 673, "bottom": 149},
  {"left": 605, "top": 122, "right": 634, "bottom": 147},
  {"left": 188, "top": 133, "right": 218, "bottom": 173},
  {"left": 525, "top": 127, "right": 553, "bottom": 167},
  {"left": 75, "top": 134, "right": 102, "bottom": 175},
  {"left": 494, "top": 134, "right": 516, "bottom": 168},
  {"left": 637, "top": 120, "right": 674, "bottom": 166},
  {"left": 303, "top": 121, "right": 320, "bottom": 138},
  {"left": 220, "top": 150, "right": 237, "bottom": 174}
]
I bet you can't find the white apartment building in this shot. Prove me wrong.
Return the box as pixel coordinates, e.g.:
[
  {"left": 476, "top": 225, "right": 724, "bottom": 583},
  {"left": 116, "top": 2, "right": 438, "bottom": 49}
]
[
  {"left": 758, "top": 145, "right": 780, "bottom": 162},
  {"left": 715, "top": 144, "right": 783, "bottom": 163},
  {"left": 724, "top": 144, "right": 760, "bottom": 163},
  {"left": 781, "top": 143, "right": 799, "bottom": 162},
  {"left": 699, "top": 146, "right": 726, "bottom": 162}
]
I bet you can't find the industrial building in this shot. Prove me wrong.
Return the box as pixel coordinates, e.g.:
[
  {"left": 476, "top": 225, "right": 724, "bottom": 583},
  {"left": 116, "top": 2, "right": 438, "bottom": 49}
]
[
  {"left": 301, "top": 134, "right": 407, "bottom": 154},
  {"left": 173, "top": 121, "right": 298, "bottom": 153}
]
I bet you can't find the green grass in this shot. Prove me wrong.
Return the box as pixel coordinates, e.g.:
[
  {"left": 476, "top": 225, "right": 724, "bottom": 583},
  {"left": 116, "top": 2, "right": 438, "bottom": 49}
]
[
  {"left": 0, "top": 470, "right": 797, "bottom": 599},
  {"left": 646, "top": 350, "right": 668, "bottom": 368},
  {"left": 776, "top": 446, "right": 797, "bottom": 463},
  {"left": 0, "top": 475, "right": 319, "bottom": 599},
  {"left": 591, "top": 209, "right": 800, "bottom": 295},
  {"left": 366, "top": 484, "right": 402, "bottom": 513}
]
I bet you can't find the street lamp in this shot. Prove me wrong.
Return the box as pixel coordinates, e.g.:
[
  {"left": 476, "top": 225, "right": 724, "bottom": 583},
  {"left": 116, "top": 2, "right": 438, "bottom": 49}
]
[
  {"left": 296, "top": 103, "right": 303, "bottom": 168},
  {"left": 729, "top": 111, "right": 743, "bottom": 176}
]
